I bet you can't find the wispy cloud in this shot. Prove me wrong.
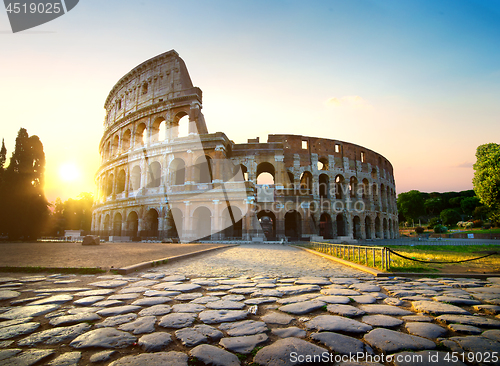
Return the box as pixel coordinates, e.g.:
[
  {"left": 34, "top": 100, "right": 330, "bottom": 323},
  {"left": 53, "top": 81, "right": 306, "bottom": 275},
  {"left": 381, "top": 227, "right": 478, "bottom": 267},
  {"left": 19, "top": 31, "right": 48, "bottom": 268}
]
[
  {"left": 326, "top": 95, "right": 371, "bottom": 108},
  {"left": 457, "top": 162, "right": 473, "bottom": 168}
]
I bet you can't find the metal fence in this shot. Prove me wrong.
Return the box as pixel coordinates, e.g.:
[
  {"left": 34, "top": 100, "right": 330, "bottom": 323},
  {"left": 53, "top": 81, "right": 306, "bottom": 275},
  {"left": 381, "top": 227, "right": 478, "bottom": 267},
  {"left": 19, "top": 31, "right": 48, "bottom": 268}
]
[{"left": 306, "top": 241, "right": 391, "bottom": 271}]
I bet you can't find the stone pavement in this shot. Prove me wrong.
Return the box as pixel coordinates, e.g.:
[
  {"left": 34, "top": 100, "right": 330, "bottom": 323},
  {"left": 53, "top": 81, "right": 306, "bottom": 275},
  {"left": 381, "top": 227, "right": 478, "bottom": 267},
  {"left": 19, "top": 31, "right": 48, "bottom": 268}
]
[{"left": 1, "top": 244, "right": 500, "bottom": 366}]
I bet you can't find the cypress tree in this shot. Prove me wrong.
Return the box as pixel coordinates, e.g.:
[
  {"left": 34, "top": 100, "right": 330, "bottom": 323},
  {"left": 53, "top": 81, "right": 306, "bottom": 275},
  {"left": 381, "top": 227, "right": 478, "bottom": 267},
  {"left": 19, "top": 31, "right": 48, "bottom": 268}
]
[{"left": 3, "top": 128, "right": 49, "bottom": 240}]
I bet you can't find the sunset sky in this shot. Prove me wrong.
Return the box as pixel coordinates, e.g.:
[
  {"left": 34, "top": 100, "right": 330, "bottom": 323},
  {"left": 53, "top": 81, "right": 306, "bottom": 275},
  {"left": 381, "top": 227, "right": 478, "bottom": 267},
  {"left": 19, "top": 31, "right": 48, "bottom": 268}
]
[{"left": 1, "top": 0, "right": 499, "bottom": 204}]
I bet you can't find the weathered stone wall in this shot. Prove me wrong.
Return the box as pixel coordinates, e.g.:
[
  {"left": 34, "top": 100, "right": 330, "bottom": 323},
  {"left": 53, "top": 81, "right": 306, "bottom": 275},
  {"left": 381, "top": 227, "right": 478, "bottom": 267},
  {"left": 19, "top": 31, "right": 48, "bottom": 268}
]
[{"left": 92, "top": 50, "right": 398, "bottom": 242}]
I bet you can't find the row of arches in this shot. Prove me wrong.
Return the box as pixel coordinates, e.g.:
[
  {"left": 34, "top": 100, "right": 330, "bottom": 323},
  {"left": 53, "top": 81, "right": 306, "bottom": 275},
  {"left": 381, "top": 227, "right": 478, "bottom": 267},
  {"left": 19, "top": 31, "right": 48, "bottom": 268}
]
[
  {"left": 94, "top": 205, "right": 244, "bottom": 241},
  {"left": 98, "top": 155, "right": 215, "bottom": 198},
  {"left": 102, "top": 114, "right": 191, "bottom": 161},
  {"left": 257, "top": 210, "right": 397, "bottom": 241},
  {"left": 252, "top": 160, "right": 396, "bottom": 214}
]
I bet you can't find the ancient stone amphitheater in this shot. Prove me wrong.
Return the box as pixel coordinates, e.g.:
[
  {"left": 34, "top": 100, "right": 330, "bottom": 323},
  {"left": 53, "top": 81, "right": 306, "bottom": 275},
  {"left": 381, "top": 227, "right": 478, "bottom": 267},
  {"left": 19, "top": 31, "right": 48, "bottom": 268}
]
[{"left": 91, "top": 50, "right": 398, "bottom": 242}]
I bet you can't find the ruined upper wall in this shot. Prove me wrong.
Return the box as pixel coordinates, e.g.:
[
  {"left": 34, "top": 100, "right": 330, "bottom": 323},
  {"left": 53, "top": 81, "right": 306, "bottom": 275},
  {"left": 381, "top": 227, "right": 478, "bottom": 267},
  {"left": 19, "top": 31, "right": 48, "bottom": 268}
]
[{"left": 103, "top": 50, "right": 202, "bottom": 131}]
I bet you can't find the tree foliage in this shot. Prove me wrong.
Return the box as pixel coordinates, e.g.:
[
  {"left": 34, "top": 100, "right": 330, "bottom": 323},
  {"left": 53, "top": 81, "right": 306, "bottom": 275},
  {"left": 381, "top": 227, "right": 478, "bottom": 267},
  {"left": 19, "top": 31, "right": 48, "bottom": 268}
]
[
  {"left": 473, "top": 143, "right": 500, "bottom": 224},
  {"left": 397, "top": 190, "right": 425, "bottom": 222},
  {"left": 46, "top": 193, "right": 94, "bottom": 236},
  {"left": 0, "top": 129, "right": 49, "bottom": 240},
  {"left": 440, "top": 208, "right": 462, "bottom": 226}
]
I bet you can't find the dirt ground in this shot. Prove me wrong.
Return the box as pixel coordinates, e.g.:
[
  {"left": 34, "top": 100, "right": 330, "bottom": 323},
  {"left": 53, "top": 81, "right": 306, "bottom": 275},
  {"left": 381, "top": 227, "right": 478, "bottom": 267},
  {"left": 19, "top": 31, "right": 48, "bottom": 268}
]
[{"left": 0, "top": 242, "right": 227, "bottom": 270}]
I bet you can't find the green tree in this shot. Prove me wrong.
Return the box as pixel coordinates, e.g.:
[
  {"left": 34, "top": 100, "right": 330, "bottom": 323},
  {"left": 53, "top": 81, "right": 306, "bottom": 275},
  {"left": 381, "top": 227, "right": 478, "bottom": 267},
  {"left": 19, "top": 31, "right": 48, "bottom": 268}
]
[
  {"left": 2, "top": 128, "right": 49, "bottom": 240},
  {"left": 460, "top": 196, "right": 482, "bottom": 217},
  {"left": 440, "top": 208, "right": 462, "bottom": 226},
  {"left": 473, "top": 143, "right": 500, "bottom": 224},
  {"left": 397, "top": 190, "right": 425, "bottom": 222}
]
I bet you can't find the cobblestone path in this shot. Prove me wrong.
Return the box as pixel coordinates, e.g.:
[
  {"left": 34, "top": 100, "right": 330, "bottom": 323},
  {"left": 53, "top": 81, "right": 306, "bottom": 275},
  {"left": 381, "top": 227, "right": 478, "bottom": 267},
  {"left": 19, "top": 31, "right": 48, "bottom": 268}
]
[{"left": 1, "top": 244, "right": 500, "bottom": 366}]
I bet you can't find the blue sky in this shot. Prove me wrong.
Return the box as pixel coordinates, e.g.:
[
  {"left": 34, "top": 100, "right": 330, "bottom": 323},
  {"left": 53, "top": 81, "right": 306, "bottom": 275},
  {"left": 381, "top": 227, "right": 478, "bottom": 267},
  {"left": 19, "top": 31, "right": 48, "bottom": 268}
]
[{"left": 1, "top": 0, "right": 499, "bottom": 202}]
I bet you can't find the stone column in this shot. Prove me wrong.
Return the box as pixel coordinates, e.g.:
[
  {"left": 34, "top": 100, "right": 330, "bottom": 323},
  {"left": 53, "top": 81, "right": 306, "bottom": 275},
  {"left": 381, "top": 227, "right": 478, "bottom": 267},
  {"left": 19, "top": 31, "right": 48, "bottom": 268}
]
[{"left": 212, "top": 200, "right": 221, "bottom": 240}]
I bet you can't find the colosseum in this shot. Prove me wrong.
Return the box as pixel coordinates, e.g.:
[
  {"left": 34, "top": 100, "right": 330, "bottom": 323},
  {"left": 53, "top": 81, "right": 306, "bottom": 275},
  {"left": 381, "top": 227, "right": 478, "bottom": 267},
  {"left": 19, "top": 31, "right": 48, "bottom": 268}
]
[{"left": 91, "top": 50, "right": 398, "bottom": 242}]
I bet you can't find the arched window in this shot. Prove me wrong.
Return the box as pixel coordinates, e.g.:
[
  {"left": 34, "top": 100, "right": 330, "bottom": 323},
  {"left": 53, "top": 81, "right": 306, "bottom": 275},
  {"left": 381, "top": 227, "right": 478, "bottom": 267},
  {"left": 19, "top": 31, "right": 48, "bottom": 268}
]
[
  {"left": 151, "top": 118, "right": 166, "bottom": 143},
  {"left": 318, "top": 157, "right": 329, "bottom": 171},
  {"left": 335, "top": 175, "right": 344, "bottom": 199},
  {"left": 256, "top": 162, "right": 275, "bottom": 185},
  {"left": 135, "top": 123, "right": 147, "bottom": 147},
  {"left": 170, "top": 158, "right": 186, "bottom": 185},
  {"left": 350, "top": 177, "right": 358, "bottom": 198},
  {"left": 319, "top": 174, "right": 329, "bottom": 199},
  {"left": 112, "top": 135, "right": 119, "bottom": 156},
  {"left": 193, "top": 206, "right": 212, "bottom": 240},
  {"left": 131, "top": 166, "right": 141, "bottom": 191},
  {"left": 148, "top": 162, "right": 162, "bottom": 188},
  {"left": 300, "top": 171, "right": 313, "bottom": 194},
  {"left": 116, "top": 169, "right": 126, "bottom": 194},
  {"left": 106, "top": 174, "right": 114, "bottom": 196},
  {"left": 122, "top": 129, "right": 131, "bottom": 151},
  {"left": 194, "top": 155, "right": 213, "bottom": 184}
]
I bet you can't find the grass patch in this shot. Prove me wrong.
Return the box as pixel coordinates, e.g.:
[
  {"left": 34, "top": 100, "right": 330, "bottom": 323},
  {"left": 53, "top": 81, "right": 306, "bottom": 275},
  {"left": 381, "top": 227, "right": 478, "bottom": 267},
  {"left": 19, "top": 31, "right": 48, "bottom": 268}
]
[
  {"left": 0, "top": 266, "right": 106, "bottom": 274},
  {"left": 386, "top": 245, "right": 500, "bottom": 273}
]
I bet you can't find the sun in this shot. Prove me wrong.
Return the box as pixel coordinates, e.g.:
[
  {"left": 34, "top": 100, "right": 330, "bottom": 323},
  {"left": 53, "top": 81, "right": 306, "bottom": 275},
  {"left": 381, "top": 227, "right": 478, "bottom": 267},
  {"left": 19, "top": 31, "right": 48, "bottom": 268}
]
[{"left": 59, "top": 163, "right": 80, "bottom": 182}]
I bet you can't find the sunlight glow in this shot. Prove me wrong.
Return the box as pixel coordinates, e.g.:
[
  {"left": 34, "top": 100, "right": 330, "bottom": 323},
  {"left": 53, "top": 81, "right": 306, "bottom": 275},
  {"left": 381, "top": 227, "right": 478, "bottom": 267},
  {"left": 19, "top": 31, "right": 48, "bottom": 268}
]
[{"left": 59, "top": 163, "right": 80, "bottom": 182}]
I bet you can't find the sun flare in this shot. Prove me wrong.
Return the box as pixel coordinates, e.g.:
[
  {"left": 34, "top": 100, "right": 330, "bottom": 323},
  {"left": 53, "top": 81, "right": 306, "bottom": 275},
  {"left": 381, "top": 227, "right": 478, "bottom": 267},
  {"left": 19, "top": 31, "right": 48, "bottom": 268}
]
[{"left": 59, "top": 163, "right": 80, "bottom": 182}]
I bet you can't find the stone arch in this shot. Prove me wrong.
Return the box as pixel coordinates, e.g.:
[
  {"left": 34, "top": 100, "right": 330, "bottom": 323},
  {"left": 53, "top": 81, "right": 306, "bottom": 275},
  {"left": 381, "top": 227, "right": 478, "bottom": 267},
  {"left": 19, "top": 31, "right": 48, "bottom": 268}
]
[
  {"left": 135, "top": 123, "right": 147, "bottom": 147},
  {"left": 256, "top": 162, "right": 275, "bottom": 185},
  {"left": 148, "top": 161, "right": 162, "bottom": 188},
  {"left": 319, "top": 212, "right": 333, "bottom": 239},
  {"left": 365, "top": 216, "right": 372, "bottom": 239},
  {"left": 113, "top": 212, "right": 122, "bottom": 236},
  {"left": 131, "top": 166, "right": 141, "bottom": 191},
  {"left": 319, "top": 174, "right": 329, "bottom": 199},
  {"left": 105, "top": 141, "right": 111, "bottom": 160},
  {"left": 362, "top": 178, "right": 370, "bottom": 200},
  {"left": 300, "top": 171, "right": 313, "bottom": 194},
  {"left": 169, "top": 208, "right": 183, "bottom": 239},
  {"left": 122, "top": 129, "right": 131, "bottom": 151},
  {"left": 335, "top": 175, "right": 345, "bottom": 199},
  {"left": 372, "top": 183, "right": 379, "bottom": 208},
  {"left": 116, "top": 169, "right": 126, "bottom": 194},
  {"left": 221, "top": 206, "right": 243, "bottom": 239},
  {"left": 194, "top": 155, "right": 213, "bottom": 184},
  {"left": 193, "top": 206, "right": 212, "bottom": 240},
  {"left": 383, "top": 217, "right": 388, "bottom": 239},
  {"left": 151, "top": 117, "right": 166, "bottom": 143},
  {"left": 106, "top": 174, "right": 114, "bottom": 196},
  {"left": 144, "top": 208, "right": 159, "bottom": 238},
  {"left": 336, "top": 213, "right": 346, "bottom": 237},
  {"left": 285, "top": 210, "right": 301, "bottom": 240},
  {"left": 371, "top": 168, "right": 377, "bottom": 180},
  {"left": 389, "top": 218, "right": 393, "bottom": 239},
  {"left": 350, "top": 176, "right": 358, "bottom": 198},
  {"left": 353, "top": 215, "right": 362, "bottom": 239},
  {"left": 318, "top": 157, "right": 329, "bottom": 171},
  {"left": 258, "top": 210, "right": 276, "bottom": 240},
  {"left": 170, "top": 158, "right": 186, "bottom": 185},
  {"left": 170, "top": 111, "right": 190, "bottom": 139},
  {"left": 381, "top": 184, "right": 386, "bottom": 211},
  {"left": 234, "top": 164, "right": 248, "bottom": 181},
  {"left": 112, "top": 135, "right": 119, "bottom": 156},
  {"left": 286, "top": 171, "right": 294, "bottom": 189},
  {"left": 126, "top": 211, "right": 139, "bottom": 239},
  {"left": 375, "top": 216, "right": 382, "bottom": 239},
  {"left": 103, "top": 214, "right": 110, "bottom": 236}
]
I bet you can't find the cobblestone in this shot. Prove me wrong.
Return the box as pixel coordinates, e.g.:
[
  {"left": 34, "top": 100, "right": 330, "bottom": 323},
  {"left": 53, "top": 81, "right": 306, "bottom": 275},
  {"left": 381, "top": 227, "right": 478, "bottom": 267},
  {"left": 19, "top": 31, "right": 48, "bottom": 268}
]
[{"left": 1, "top": 244, "right": 500, "bottom": 365}]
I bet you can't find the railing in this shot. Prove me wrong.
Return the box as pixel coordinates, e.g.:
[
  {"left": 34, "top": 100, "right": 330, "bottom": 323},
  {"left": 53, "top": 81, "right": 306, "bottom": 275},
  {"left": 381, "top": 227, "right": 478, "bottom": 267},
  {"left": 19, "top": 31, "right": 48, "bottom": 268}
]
[{"left": 305, "top": 241, "right": 391, "bottom": 271}]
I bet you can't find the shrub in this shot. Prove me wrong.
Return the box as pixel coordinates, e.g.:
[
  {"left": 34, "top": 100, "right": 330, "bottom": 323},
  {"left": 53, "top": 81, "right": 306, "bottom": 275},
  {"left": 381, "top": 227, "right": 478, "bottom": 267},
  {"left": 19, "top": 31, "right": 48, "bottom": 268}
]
[
  {"left": 428, "top": 217, "right": 440, "bottom": 229},
  {"left": 473, "top": 219, "right": 483, "bottom": 228},
  {"left": 415, "top": 226, "right": 425, "bottom": 234},
  {"left": 434, "top": 224, "right": 448, "bottom": 233}
]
